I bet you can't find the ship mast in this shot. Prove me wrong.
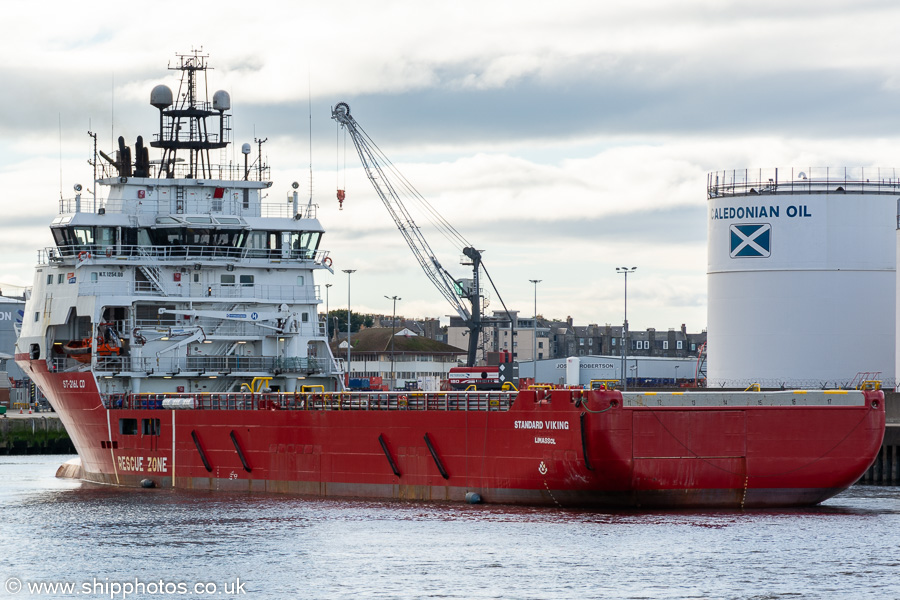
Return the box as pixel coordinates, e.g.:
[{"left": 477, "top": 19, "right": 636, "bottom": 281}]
[{"left": 150, "top": 50, "right": 230, "bottom": 179}]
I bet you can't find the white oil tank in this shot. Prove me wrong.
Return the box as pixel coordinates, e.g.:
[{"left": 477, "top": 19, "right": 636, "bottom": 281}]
[
  {"left": 566, "top": 357, "right": 580, "bottom": 386},
  {"left": 707, "top": 168, "right": 896, "bottom": 388}
]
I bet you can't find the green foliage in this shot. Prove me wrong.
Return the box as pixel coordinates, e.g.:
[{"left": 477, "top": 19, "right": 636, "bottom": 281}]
[{"left": 328, "top": 310, "right": 369, "bottom": 333}]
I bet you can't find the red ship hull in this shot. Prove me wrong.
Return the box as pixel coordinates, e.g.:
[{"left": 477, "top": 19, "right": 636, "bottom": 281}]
[{"left": 21, "top": 356, "right": 885, "bottom": 508}]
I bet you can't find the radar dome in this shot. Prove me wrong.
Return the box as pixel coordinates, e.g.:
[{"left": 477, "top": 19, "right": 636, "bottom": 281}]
[
  {"left": 213, "top": 90, "right": 231, "bottom": 112},
  {"left": 241, "top": 143, "right": 251, "bottom": 155},
  {"left": 150, "top": 85, "right": 173, "bottom": 109}
]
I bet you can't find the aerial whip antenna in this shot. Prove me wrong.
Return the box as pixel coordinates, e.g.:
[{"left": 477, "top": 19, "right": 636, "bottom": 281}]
[
  {"left": 308, "top": 68, "right": 314, "bottom": 214},
  {"left": 58, "top": 113, "right": 63, "bottom": 201}
]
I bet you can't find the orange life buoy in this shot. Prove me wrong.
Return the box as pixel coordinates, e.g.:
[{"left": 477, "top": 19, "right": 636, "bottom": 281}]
[
  {"left": 323, "top": 256, "right": 333, "bottom": 268},
  {"left": 105, "top": 247, "right": 113, "bottom": 258},
  {"left": 78, "top": 251, "right": 91, "bottom": 261}
]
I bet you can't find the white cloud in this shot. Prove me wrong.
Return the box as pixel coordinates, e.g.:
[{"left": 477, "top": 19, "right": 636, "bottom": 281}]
[{"left": 3, "top": 0, "right": 900, "bottom": 334}]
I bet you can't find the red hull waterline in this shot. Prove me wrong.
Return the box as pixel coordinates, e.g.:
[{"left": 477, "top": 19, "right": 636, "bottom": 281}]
[{"left": 21, "top": 357, "right": 885, "bottom": 509}]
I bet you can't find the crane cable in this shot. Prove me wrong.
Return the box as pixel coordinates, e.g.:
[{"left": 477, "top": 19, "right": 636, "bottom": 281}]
[
  {"left": 480, "top": 262, "right": 514, "bottom": 328},
  {"left": 350, "top": 121, "right": 470, "bottom": 252}
]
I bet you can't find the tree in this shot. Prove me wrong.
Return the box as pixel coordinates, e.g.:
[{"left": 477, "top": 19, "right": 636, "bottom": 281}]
[{"left": 328, "top": 310, "right": 370, "bottom": 333}]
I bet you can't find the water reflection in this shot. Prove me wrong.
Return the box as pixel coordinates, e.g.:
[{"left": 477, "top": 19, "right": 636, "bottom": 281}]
[{"left": 3, "top": 455, "right": 899, "bottom": 600}]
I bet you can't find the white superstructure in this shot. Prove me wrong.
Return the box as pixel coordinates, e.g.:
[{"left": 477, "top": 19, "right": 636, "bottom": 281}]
[
  {"left": 15, "top": 52, "right": 343, "bottom": 398},
  {"left": 707, "top": 168, "right": 897, "bottom": 388}
]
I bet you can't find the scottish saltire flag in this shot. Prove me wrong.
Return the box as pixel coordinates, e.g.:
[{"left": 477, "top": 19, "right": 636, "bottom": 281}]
[{"left": 730, "top": 223, "right": 771, "bottom": 258}]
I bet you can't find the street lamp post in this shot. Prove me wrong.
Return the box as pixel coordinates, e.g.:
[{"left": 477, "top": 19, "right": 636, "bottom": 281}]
[
  {"left": 616, "top": 267, "right": 637, "bottom": 391},
  {"left": 384, "top": 295, "right": 401, "bottom": 390},
  {"left": 343, "top": 269, "right": 356, "bottom": 387},
  {"left": 325, "top": 283, "right": 332, "bottom": 340},
  {"left": 674, "top": 365, "right": 679, "bottom": 385},
  {"left": 529, "top": 279, "right": 541, "bottom": 379}
]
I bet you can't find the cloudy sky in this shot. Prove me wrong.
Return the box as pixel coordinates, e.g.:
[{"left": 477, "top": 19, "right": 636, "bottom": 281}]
[{"left": 1, "top": 0, "right": 897, "bottom": 332}]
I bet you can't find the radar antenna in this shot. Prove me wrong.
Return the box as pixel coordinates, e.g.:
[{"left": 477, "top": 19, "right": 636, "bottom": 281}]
[{"left": 149, "top": 50, "right": 231, "bottom": 179}]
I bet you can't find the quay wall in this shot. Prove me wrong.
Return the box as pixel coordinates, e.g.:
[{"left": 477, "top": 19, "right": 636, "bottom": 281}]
[
  {"left": 861, "top": 422, "right": 900, "bottom": 486},
  {"left": 0, "top": 415, "right": 75, "bottom": 455}
]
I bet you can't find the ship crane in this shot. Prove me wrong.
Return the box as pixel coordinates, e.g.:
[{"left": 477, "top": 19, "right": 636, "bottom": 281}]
[{"left": 331, "top": 102, "right": 509, "bottom": 367}]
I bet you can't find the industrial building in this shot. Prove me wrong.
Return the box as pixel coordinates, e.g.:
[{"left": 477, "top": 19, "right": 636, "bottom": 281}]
[{"left": 0, "top": 296, "right": 25, "bottom": 380}]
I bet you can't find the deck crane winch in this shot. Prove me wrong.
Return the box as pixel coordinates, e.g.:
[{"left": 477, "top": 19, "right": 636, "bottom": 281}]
[{"left": 331, "top": 102, "right": 509, "bottom": 367}]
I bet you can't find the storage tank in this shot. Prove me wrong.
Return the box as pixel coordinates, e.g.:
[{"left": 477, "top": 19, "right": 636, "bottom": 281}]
[{"left": 707, "top": 168, "right": 897, "bottom": 388}]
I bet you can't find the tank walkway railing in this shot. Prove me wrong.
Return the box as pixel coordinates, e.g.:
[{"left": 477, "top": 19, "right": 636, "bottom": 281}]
[
  {"left": 101, "top": 391, "right": 517, "bottom": 412},
  {"left": 708, "top": 167, "right": 900, "bottom": 198}
]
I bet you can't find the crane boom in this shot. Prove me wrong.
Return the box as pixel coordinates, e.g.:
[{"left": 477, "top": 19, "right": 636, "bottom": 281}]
[{"left": 331, "top": 102, "right": 484, "bottom": 366}]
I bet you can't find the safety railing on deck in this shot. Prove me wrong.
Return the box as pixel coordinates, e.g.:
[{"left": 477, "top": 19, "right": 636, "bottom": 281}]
[
  {"left": 102, "top": 390, "right": 518, "bottom": 412},
  {"left": 50, "top": 355, "right": 334, "bottom": 377},
  {"left": 43, "top": 244, "right": 329, "bottom": 264},
  {"left": 81, "top": 280, "right": 322, "bottom": 302}
]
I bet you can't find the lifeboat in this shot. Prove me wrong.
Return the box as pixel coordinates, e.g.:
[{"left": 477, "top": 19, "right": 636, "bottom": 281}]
[
  {"left": 61, "top": 338, "right": 93, "bottom": 363},
  {"left": 61, "top": 324, "right": 122, "bottom": 363}
]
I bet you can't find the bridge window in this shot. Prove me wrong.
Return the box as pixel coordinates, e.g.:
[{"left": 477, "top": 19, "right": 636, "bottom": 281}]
[
  {"left": 96, "top": 227, "right": 116, "bottom": 250},
  {"left": 152, "top": 227, "right": 183, "bottom": 246},
  {"left": 246, "top": 231, "right": 279, "bottom": 257},
  {"left": 184, "top": 228, "right": 211, "bottom": 246},
  {"left": 72, "top": 227, "right": 94, "bottom": 247},
  {"left": 286, "top": 232, "right": 322, "bottom": 259},
  {"left": 51, "top": 227, "right": 69, "bottom": 248}
]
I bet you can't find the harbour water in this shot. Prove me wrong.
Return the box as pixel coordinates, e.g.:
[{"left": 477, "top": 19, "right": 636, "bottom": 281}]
[{"left": 2, "top": 455, "right": 899, "bottom": 600}]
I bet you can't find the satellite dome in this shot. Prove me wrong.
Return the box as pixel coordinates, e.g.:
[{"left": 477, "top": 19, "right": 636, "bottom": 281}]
[
  {"left": 241, "top": 143, "right": 251, "bottom": 155},
  {"left": 150, "top": 85, "right": 173, "bottom": 109},
  {"left": 213, "top": 90, "right": 231, "bottom": 112}
]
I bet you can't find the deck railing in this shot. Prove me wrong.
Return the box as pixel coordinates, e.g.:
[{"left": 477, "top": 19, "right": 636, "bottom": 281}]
[
  {"left": 42, "top": 244, "right": 329, "bottom": 265},
  {"left": 102, "top": 390, "right": 518, "bottom": 412},
  {"left": 50, "top": 355, "right": 333, "bottom": 377}
]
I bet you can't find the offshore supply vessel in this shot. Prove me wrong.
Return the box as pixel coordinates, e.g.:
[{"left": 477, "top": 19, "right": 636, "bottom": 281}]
[{"left": 15, "top": 53, "right": 885, "bottom": 508}]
